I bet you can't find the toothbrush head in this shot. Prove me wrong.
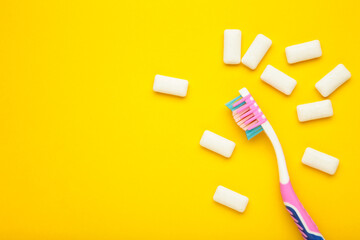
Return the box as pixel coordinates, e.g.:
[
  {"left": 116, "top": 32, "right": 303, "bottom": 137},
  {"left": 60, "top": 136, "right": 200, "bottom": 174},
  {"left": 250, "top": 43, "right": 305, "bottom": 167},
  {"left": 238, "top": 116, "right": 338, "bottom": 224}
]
[{"left": 225, "top": 88, "right": 267, "bottom": 140}]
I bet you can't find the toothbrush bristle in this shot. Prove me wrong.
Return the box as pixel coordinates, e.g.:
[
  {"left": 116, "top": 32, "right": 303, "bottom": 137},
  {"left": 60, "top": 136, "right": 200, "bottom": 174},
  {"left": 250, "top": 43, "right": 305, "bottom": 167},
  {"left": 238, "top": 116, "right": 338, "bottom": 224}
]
[{"left": 225, "top": 91, "right": 266, "bottom": 140}]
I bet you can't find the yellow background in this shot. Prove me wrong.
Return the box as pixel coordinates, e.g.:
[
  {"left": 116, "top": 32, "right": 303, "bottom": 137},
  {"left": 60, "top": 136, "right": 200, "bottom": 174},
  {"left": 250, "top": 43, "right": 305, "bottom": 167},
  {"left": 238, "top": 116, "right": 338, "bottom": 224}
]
[{"left": 0, "top": 0, "right": 359, "bottom": 239}]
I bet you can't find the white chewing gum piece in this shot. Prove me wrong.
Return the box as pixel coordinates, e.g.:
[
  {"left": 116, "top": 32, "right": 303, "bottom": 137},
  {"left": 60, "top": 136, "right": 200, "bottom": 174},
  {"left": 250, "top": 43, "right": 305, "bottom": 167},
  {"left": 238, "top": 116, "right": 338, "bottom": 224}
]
[
  {"left": 153, "top": 75, "right": 189, "bottom": 97},
  {"left": 302, "top": 147, "right": 339, "bottom": 175},
  {"left": 315, "top": 64, "right": 351, "bottom": 97},
  {"left": 223, "top": 29, "right": 241, "bottom": 64},
  {"left": 242, "top": 34, "right": 272, "bottom": 70},
  {"left": 213, "top": 185, "right": 249, "bottom": 213},
  {"left": 285, "top": 40, "right": 322, "bottom": 64},
  {"left": 260, "top": 65, "right": 297, "bottom": 95},
  {"left": 296, "top": 100, "right": 333, "bottom": 122},
  {"left": 200, "top": 130, "right": 235, "bottom": 158}
]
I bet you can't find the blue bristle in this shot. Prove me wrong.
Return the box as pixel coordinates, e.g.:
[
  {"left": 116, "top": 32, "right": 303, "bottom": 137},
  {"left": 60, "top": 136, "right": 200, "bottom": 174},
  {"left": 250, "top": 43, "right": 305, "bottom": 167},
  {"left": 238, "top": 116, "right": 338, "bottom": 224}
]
[
  {"left": 245, "top": 125, "right": 263, "bottom": 140},
  {"left": 225, "top": 95, "right": 245, "bottom": 111},
  {"left": 226, "top": 95, "right": 264, "bottom": 140}
]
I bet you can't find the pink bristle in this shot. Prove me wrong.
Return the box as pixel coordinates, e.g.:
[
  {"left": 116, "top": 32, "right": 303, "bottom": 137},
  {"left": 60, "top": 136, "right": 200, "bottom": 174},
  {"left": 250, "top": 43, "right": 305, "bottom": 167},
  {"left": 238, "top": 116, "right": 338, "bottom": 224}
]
[
  {"left": 237, "top": 115, "right": 253, "bottom": 125},
  {"left": 231, "top": 93, "right": 266, "bottom": 131},
  {"left": 233, "top": 109, "right": 250, "bottom": 121},
  {"left": 232, "top": 108, "right": 248, "bottom": 118},
  {"left": 234, "top": 101, "right": 253, "bottom": 114},
  {"left": 244, "top": 111, "right": 262, "bottom": 125},
  {"left": 238, "top": 106, "right": 259, "bottom": 119},
  {"left": 243, "top": 121, "right": 257, "bottom": 130},
  {"left": 232, "top": 95, "right": 251, "bottom": 107},
  {"left": 247, "top": 118, "right": 266, "bottom": 131}
]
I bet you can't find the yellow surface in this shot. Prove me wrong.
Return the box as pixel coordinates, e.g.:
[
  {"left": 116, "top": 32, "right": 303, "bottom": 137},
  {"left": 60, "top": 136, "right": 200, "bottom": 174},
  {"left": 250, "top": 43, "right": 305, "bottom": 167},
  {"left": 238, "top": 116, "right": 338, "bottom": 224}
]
[{"left": 0, "top": 0, "right": 359, "bottom": 239}]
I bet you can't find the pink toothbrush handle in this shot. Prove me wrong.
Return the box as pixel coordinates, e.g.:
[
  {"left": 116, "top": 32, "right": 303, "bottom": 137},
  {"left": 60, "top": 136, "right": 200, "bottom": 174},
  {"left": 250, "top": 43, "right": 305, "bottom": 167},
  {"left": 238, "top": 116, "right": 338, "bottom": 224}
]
[{"left": 280, "top": 181, "right": 324, "bottom": 240}]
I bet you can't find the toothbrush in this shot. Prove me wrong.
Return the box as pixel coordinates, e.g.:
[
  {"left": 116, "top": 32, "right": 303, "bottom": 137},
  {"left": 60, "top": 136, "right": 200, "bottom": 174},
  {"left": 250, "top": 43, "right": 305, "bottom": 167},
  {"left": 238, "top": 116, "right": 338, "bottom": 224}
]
[{"left": 226, "top": 88, "right": 324, "bottom": 240}]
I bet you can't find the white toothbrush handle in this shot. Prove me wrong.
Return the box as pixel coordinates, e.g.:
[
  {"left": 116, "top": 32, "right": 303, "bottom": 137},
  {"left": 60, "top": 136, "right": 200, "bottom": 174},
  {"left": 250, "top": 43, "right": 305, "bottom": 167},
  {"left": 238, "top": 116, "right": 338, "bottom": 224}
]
[{"left": 262, "top": 121, "right": 289, "bottom": 184}]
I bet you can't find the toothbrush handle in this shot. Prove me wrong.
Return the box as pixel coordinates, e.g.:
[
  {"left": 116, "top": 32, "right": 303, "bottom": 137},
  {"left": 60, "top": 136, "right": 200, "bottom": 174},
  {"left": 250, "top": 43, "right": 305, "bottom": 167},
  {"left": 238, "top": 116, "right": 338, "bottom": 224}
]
[
  {"left": 280, "top": 181, "right": 324, "bottom": 240},
  {"left": 262, "top": 122, "right": 324, "bottom": 239}
]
